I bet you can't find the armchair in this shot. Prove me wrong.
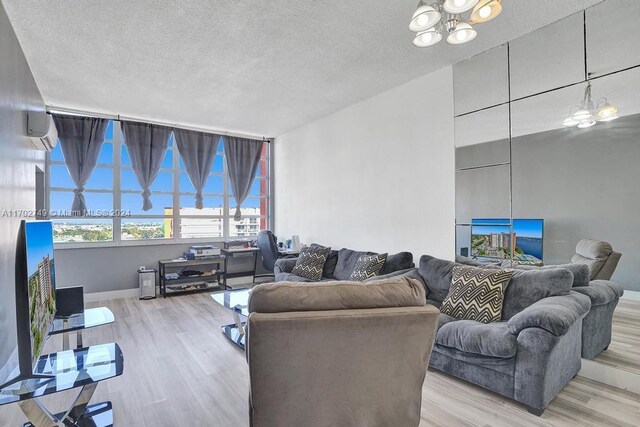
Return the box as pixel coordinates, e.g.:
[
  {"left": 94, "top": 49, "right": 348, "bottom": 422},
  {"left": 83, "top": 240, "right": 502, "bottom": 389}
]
[{"left": 571, "top": 239, "right": 622, "bottom": 280}]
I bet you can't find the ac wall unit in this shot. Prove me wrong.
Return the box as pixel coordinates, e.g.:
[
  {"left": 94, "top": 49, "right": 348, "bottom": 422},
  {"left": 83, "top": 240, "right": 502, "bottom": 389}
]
[{"left": 27, "top": 111, "right": 58, "bottom": 151}]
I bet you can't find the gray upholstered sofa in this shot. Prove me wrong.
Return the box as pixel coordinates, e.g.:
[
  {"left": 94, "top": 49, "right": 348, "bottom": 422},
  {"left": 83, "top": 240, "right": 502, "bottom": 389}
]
[
  {"left": 458, "top": 255, "right": 624, "bottom": 360},
  {"left": 408, "top": 255, "right": 591, "bottom": 415},
  {"left": 274, "top": 247, "right": 414, "bottom": 283},
  {"left": 246, "top": 276, "right": 439, "bottom": 427}
]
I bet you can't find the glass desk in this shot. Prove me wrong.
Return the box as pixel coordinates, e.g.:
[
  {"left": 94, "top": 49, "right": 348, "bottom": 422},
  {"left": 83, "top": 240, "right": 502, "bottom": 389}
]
[
  {"left": 50, "top": 307, "right": 115, "bottom": 350},
  {"left": 0, "top": 343, "right": 123, "bottom": 427},
  {"left": 211, "top": 289, "right": 251, "bottom": 349}
]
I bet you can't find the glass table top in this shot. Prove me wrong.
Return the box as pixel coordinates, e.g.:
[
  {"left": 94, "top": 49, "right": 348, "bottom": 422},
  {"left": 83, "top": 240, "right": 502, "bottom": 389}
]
[
  {"left": 211, "top": 288, "right": 251, "bottom": 317},
  {"left": 0, "top": 343, "right": 124, "bottom": 405},
  {"left": 50, "top": 307, "right": 115, "bottom": 335}
]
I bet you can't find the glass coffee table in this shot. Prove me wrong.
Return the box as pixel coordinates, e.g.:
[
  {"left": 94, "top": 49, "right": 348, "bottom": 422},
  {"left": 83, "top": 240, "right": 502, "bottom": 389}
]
[{"left": 211, "top": 288, "right": 251, "bottom": 349}]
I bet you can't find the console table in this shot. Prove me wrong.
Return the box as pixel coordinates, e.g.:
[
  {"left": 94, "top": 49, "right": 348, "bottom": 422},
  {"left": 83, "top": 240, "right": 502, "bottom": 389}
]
[
  {"left": 159, "top": 257, "right": 226, "bottom": 297},
  {"left": 0, "top": 343, "right": 124, "bottom": 427},
  {"left": 50, "top": 307, "right": 115, "bottom": 350},
  {"left": 211, "top": 288, "right": 251, "bottom": 349}
]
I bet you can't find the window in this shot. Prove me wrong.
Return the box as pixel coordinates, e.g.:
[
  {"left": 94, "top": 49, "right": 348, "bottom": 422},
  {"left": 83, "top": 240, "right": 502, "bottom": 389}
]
[{"left": 47, "top": 121, "right": 271, "bottom": 245}]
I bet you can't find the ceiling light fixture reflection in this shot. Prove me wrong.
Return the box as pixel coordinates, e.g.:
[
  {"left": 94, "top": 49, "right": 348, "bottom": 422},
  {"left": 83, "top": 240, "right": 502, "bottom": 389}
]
[{"left": 562, "top": 82, "right": 620, "bottom": 128}]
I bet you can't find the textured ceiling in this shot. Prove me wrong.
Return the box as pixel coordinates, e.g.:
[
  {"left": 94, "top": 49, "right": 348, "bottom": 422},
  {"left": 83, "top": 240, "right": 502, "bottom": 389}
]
[{"left": 2, "top": 0, "right": 603, "bottom": 137}]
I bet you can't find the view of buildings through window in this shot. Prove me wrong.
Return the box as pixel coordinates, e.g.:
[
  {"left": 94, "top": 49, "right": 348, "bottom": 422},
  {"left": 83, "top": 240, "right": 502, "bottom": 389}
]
[{"left": 48, "top": 120, "right": 270, "bottom": 244}]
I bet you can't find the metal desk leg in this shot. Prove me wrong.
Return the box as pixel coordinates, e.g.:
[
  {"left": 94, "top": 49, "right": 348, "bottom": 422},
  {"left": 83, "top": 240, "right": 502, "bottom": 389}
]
[
  {"left": 233, "top": 311, "right": 245, "bottom": 336},
  {"left": 18, "top": 399, "right": 60, "bottom": 427},
  {"left": 252, "top": 250, "right": 258, "bottom": 283},
  {"left": 64, "top": 382, "right": 98, "bottom": 423},
  {"left": 62, "top": 319, "right": 69, "bottom": 351}
]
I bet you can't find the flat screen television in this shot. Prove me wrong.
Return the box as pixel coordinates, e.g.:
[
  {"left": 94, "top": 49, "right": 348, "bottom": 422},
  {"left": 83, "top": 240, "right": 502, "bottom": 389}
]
[
  {"left": 471, "top": 218, "right": 544, "bottom": 265},
  {"left": 0, "top": 220, "right": 56, "bottom": 390}
]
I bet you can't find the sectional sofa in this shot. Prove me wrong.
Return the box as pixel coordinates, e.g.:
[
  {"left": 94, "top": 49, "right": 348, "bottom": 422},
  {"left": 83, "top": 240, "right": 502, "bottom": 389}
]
[{"left": 274, "top": 247, "right": 414, "bottom": 283}]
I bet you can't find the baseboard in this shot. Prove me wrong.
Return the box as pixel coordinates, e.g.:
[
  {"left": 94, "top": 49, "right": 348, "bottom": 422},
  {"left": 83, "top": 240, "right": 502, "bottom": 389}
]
[
  {"left": 84, "top": 288, "right": 139, "bottom": 303},
  {"left": 621, "top": 290, "right": 640, "bottom": 302},
  {"left": 579, "top": 359, "right": 640, "bottom": 394}
]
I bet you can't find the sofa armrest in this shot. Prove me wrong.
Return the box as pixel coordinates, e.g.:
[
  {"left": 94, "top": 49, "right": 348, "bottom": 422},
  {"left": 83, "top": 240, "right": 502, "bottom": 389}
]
[
  {"left": 274, "top": 257, "right": 298, "bottom": 275},
  {"left": 364, "top": 268, "right": 416, "bottom": 283},
  {"left": 507, "top": 292, "right": 591, "bottom": 337},
  {"left": 573, "top": 280, "right": 624, "bottom": 306}
]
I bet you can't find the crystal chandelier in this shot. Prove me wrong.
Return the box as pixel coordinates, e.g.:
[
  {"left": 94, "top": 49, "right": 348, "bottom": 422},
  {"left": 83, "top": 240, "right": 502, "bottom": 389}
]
[
  {"left": 410, "top": 0, "right": 503, "bottom": 47},
  {"left": 562, "top": 82, "right": 619, "bottom": 128}
]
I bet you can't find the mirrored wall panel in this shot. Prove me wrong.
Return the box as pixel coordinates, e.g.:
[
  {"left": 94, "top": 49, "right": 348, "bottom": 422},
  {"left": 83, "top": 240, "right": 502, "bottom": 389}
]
[
  {"left": 510, "top": 12, "right": 585, "bottom": 100},
  {"left": 587, "top": 0, "right": 640, "bottom": 77}
]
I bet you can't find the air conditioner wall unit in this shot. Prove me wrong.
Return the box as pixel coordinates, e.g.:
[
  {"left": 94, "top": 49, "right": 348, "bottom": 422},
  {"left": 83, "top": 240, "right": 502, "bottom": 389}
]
[{"left": 27, "top": 111, "right": 58, "bottom": 151}]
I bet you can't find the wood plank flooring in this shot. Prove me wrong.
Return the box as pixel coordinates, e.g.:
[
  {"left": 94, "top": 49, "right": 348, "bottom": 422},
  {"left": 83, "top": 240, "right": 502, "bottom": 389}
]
[
  {"left": 1, "top": 293, "right": 639, "bottom": 426},
  {"left": 591, "top": 299, "right": 640, "bottom": 375}
]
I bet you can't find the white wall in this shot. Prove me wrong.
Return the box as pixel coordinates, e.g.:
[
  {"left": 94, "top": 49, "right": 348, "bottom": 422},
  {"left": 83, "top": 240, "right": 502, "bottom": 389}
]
[{"left": 274, "top": 66, "right": 455, "bottom": 260}]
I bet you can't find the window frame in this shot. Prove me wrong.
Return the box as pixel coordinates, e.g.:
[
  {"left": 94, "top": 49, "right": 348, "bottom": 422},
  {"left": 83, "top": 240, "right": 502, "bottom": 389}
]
[{"left": 46, "top": 120, "right": 272, "bottom": 249}]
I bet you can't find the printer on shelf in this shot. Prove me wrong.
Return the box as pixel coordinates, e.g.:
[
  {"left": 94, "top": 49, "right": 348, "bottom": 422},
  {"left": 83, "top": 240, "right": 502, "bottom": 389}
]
[{"left": 188, "top": 245, "right": 221, "bottom": 259}]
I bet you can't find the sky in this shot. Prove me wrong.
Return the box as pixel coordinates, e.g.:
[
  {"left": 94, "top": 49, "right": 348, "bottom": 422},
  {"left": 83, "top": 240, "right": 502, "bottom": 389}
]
[
  {"left": 25, "top": 221, "right": 55, "bottom": 277},
  {"left": 471, "top": 218, "right": 543, "bottom": 239},
  {"left": 49, "top": 122, "right": 264, "bottom": 214}
]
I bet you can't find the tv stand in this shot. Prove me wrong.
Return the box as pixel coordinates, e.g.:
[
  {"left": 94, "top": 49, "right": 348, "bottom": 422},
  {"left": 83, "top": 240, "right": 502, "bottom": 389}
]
[{"left": 0, "top": 343, "right": 123, "bottom": 427}]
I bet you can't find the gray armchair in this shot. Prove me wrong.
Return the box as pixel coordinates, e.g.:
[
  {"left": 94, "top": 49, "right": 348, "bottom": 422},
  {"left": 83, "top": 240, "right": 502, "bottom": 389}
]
[
  {"left": 571, "top": 239, "right": 622, "bottom": 281},
  {"left": 246, "top": 277, "right": 439, "bottom": 427}
]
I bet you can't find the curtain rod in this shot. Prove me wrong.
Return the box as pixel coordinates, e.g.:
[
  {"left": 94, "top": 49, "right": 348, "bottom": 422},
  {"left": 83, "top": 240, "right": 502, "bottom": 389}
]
[{"left": 46, "top": 105, "right": 272, "bottom": 141}]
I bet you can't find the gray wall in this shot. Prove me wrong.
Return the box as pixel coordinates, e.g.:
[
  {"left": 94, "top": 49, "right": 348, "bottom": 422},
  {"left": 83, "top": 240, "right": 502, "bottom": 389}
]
[
  {"left": 56, "top": 242, "right": 268, "bottom": 294},
  {"left": 0, "top": 3, "right": 46, "bottom": 385}
]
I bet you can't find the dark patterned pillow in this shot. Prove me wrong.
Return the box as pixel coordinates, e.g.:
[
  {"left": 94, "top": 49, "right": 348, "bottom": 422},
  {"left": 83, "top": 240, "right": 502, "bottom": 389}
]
[
  {"left": 440, "top": 266, "right": 513, "bottom": 324},
  {"left": 291, "top": 244, "right": 332, "bottom": 281},
  {"left": 349, "top": 253, "right": 388, "bottom": 282}
]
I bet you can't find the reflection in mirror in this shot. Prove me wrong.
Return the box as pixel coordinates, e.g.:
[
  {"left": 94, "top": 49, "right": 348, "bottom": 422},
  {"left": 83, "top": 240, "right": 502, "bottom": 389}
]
[{"left": 510, "top": 66, "right": 640, "bottom": 373}]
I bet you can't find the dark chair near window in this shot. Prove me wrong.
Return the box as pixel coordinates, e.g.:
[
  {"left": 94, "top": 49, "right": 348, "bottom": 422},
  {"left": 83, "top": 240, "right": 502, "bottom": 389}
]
[{"left": 254, "top": 230, "right": 282, "bottom": 282}]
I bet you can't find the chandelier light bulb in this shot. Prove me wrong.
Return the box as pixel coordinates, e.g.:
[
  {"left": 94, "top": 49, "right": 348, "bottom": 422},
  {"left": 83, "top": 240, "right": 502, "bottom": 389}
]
[
  {"left": 562, "top": 116, "right": 580, "bottom": 127},
  {"left": 596, "top": 101, "right": 619, "bottom": 121},
  {"left": 578, "top": 118, "right": 596, "bottom": 128},
  {"left": 413, "top": 28, "right": 443, "bottom": 47},
  {"left": 470, "top": 0, "right": 503, "bottom": 24},
  {"left": 443, "top": 0, "right": 479, "bottom": 14},
  {"left": 572, "top": 109, "right": 591, "bottom": 121},
  {"left": 409, "top": 2, "right": 442, "bottom": 32},
  {"left": 447, "top": 22, "right": 477, "bottom": 44}
]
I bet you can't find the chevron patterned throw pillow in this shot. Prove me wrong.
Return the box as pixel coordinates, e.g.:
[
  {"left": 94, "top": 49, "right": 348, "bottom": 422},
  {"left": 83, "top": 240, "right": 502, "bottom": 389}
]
[
  {"left": 349, "top": 253, "right": 388, "bottom": 281},
  {"left": 291, "top": 244, "right": 332, "bottom": 281},
  {"left": 440, "top": 266, "right": 513, "bottom": 324}
]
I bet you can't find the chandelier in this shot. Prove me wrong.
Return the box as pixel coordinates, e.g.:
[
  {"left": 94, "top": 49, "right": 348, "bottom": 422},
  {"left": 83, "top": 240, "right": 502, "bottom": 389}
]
[
  {"left": 562, "top": 82, "right": 619, "bottom": 128},
  {"left": 410, "top": 0, "right": 503, "bottom": 47}
]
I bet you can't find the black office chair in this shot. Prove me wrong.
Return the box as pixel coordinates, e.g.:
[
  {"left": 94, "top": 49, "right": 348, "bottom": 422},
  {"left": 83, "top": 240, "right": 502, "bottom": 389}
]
[{"left": 254, "top": 230, "right": 281, "bottom": 282}]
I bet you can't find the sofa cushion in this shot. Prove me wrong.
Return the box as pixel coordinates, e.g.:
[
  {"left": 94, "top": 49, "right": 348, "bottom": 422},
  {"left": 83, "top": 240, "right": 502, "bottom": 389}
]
[
  {"left": 291, "top": 244, "right": 331, "bottom": 281},
  {"left": 440, "top": 266, "right": 513, "bottom": 324},
  {"left": 379, "top": 252, "right": 414, "bottom": 275},
  {"left": 417, "top": 255, "right": 460, "bottom": 304},
  {"left": 248, "top": 276, "right": 426, "bottom": 313},
  {"left": 499, "top": 262, "right": 590, "bottom": 287},
  {"left": 323, "top": 250, "right": 340, "bottom": 278},
  {"left": 572, "top": 280, "right": 624, "bottom": 306},
  {"left": 333, "top": 248, "right": 376, "bottom": 280},
  {"left": 349, "top": 253, "right": 388, "bottom": 281},
  {"left": 575, "top": 239, "right": 613, "bottom": 259},
  {"left": 436, "top": 320, "right": 517, "bottom": 358},
  {"left": 501, "top": 268, "right": 573, "bottom": 320},
  {"left": 437, "top": 313, "right": 458, "bottom": 330}
]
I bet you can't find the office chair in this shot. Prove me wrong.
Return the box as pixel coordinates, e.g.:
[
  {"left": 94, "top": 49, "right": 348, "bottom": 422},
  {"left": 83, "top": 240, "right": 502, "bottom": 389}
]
[{"left": 254, "top": 230, "right": 282, "bottom": 282}]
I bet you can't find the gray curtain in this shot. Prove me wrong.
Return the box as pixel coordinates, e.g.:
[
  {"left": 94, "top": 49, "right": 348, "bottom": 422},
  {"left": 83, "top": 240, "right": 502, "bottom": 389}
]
[
  {"left": 52, "top": 114, "right": 109, "bottom": 216},
  {"left": 121, "top": 121, "right": 172, "bottom": 211},
  {"left": 224, "top": 136, "right": 264, "bottom": 220},
  {"left": 174, "top": 129, "right": 221, "bottom": 209}
]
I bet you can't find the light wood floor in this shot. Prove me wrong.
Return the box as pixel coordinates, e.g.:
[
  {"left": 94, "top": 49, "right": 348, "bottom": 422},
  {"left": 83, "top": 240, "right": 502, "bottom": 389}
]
[
  {"left": 1, "top": 293, "right": 639, "bottom": 427},
  {"left": 591, "top": 299, "right": 640, "bottom": 375}
]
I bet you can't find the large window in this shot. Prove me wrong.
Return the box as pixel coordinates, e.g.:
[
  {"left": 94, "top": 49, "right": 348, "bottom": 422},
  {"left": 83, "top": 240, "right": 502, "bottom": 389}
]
[{"left": 48, "top": 120, "right": 270, "bottom": 245}]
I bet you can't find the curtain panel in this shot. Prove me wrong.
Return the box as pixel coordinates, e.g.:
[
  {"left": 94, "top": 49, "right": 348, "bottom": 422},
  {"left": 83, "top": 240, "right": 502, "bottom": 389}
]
[
  {"left": 52, "top": 114, "right": 109, "bottom": 216},
  {"left": 224, "top": 137, "right": 264, "bottom": 220},
  {"left": 121, "top": 121, "right": 172, "bottom": 211},
  {"left": 173, "top": 129, "right": 222, "bottom": 209}
]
